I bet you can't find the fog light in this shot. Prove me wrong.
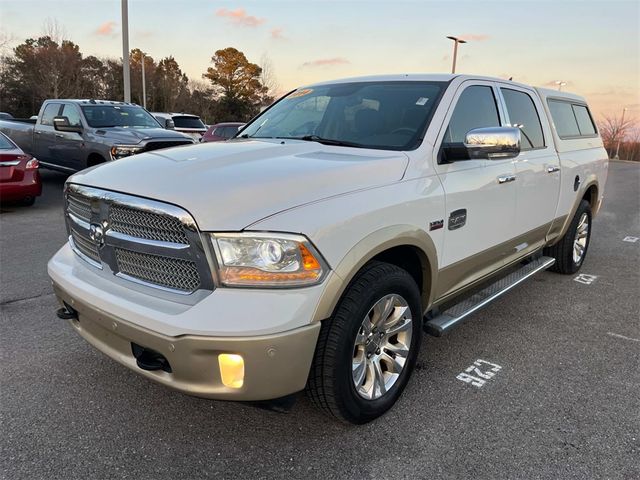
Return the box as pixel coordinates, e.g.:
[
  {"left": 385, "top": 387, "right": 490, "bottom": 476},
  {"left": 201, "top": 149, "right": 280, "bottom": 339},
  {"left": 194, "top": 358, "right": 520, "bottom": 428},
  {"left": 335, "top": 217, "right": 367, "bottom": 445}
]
[{"left": 218, "top": 354, "right": 244, "bottom": 388}]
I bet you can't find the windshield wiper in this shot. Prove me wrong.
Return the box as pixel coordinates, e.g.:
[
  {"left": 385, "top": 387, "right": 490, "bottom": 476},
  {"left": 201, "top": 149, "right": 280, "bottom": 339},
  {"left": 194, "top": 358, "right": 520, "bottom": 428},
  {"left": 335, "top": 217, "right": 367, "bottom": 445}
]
[{"left": 293, "top": 135, "right": 364, "bottom": 148}]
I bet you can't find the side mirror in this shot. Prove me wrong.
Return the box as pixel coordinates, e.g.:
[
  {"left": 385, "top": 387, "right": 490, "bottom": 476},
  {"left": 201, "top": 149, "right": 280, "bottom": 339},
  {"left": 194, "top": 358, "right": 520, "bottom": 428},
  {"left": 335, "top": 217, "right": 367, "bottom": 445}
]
[
  {"left": 464, "top": 127, "right": 521, "bottom": 160},
  {"left": 53, "top": 116, "right": 83, "bottom": 133},
  {"left": 165, "top": 119, "right": 175, "bottom": 129}
]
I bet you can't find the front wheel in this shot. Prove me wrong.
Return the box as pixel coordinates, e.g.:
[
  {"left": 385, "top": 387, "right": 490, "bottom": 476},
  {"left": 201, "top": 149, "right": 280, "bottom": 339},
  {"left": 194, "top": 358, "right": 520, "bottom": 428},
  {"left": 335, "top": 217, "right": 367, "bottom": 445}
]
[
  {"left": 545, "top": 199, "right": 592, "bottom": 274},
  {"left": 306, "top": 261, "right": 422, "bottom": 424}
]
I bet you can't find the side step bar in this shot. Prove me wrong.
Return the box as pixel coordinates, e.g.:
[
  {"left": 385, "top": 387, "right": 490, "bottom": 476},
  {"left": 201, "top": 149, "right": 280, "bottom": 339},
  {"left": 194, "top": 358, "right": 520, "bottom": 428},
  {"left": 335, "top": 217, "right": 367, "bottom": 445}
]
[{"left": 424, "top": 256, "right": 556, "bottom": 337}]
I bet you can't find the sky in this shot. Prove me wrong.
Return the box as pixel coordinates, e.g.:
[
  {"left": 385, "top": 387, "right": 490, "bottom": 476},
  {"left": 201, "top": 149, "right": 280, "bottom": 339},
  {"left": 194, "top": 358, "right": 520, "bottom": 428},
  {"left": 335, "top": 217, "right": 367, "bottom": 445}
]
[{"left": 1, "top": 0, "right": 638, "bottom": 121}]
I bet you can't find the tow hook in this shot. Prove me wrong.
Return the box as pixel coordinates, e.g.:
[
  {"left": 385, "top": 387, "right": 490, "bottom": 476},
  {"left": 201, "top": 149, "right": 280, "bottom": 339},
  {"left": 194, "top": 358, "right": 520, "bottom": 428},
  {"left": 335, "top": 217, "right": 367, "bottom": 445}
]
[{"left": 56, "top": 303, "right": 78, "bottom": 320}]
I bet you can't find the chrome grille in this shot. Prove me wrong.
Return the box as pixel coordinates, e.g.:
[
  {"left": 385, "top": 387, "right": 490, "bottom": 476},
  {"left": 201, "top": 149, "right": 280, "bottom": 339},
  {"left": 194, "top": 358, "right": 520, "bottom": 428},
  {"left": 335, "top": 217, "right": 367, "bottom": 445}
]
[
  {"left": 109, "top": 204, "right": 188, "bottom": 244},
  {"left": 70, "top": 226, "right": 100, "bottom": 264},
  {"left": 67, "top": 191, "right": 92, "bottom": 222},
  {"left": 115, "top": 248, "right": 201, "bottom": 292},
  {"left": 64, "top": 184, "right": 213, "bottom": 299}
]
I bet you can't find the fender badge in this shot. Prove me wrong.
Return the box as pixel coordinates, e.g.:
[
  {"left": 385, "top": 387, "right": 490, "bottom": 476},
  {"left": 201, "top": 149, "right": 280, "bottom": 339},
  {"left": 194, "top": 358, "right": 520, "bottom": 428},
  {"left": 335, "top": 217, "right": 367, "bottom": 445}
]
[
  {"left": 429, "top": 220, "right": 444, "bottom": 231},
  {"left": 448, "top": 209, "right": 467, "bottom": 230}
]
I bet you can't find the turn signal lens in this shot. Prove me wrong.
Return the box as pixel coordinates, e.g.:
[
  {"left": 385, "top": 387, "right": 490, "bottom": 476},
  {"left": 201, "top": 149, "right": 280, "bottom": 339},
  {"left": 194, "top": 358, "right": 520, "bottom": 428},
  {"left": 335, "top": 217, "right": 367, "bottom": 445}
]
[
  {"left": 25, "top": 158, "right": 39, "bottom": 169},
  {"left": 218, "top": 354, "right": 244, "bottom": 388},
  {"left": 211, "top": 233, "right": 326, "bottom": 287}
]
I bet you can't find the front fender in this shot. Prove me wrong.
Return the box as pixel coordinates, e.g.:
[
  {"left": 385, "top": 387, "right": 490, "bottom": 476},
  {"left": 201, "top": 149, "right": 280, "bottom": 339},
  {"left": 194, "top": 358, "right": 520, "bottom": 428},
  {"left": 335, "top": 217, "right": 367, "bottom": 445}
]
[{"left": 311, "top": 225, "right": 438, "bottom": 322}]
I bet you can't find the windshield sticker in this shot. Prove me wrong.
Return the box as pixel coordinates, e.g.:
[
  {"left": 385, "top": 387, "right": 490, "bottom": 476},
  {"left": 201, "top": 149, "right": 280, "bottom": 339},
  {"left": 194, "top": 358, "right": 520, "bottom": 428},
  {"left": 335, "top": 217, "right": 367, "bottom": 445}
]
[
  {"left": 415, "top": 97, "right": 429, "bottom": 106},
  {"left": 289, "top": 88, "right": 313, "bottom": 98}
]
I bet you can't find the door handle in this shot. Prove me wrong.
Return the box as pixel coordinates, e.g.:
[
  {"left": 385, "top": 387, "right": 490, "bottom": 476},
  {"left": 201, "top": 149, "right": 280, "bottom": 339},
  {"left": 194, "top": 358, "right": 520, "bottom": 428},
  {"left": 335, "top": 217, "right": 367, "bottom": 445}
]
[
  {"left": 497, "top": 175, "right": 516, "bottom": 184},
  {"left": 55, "top": 133, "right": 64, "bottom": 138},
  {"left": 35, "top": 131, "right": 42, "bottom": 135},
  {"left": 547, "top": 166, "right": 560, "bottom": 173}
]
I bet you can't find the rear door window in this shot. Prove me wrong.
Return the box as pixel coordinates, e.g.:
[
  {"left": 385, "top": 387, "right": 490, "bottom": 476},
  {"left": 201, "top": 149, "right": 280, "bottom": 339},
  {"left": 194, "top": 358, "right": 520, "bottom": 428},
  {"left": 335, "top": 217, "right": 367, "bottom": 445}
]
[
  {"left": 500, "top": 88, "right": 545, "bottom": 150},
  {"left": 172, "top": 116, "right": 205, "bottom": 129},
  {"left": 547, "top": 100, "right": 580, "bottom": 138},
  {"left": 572, "top": 105, "right": 596, "bottom": 136},
  {"left": 444, "top": 86, "right": 500, "bottom": 144},
  {"left": 40, "top": 103, "right": 62, "bottom": 126}
]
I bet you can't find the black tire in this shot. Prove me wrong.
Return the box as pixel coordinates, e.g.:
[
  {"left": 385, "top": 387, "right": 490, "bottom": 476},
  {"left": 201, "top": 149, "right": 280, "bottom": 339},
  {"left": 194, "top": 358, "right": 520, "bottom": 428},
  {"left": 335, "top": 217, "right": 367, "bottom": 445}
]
[
  {"left": 306, "top": 260, "right": 422, "bottom": 424},
  {"left": 545, "top": 199, "right": 592, "bottom": 274},
  {"left": 86, "top": 154, "right": 106, "bottom": 169},
  {"left": 21, "top": 196, "right": 35, "bottom": 206}
]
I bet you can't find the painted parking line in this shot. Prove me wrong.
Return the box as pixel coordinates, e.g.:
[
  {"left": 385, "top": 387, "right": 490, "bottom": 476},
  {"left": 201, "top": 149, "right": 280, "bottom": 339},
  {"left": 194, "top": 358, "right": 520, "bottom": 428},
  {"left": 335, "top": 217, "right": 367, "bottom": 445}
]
[
  {"left": 574, "top": 273, "right": 598, "bottom": 285},
  {"left": 607, "top": 332, "right": 640, "bottom": 343},
  {"left": 456, "top": 359, "right": 502, "bottom": 388}
]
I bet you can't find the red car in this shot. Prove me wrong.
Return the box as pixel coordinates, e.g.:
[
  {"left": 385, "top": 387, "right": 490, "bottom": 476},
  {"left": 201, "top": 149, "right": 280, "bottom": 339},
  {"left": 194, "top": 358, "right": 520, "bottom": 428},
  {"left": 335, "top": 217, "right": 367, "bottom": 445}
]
[
  {"left": 201, "top": 122, "right": 245, "bottom": 142},
  {"left": 0, "top": 132, "right": 42, "bottom": 206}
]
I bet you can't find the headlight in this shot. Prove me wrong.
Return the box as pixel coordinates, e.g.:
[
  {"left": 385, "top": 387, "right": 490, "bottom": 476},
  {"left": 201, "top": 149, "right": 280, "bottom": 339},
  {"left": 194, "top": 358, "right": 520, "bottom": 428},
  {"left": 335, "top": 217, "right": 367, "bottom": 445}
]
[
  {"left": 210, "top": 233, "right": 327, "bottom": 287},
  {"left": 110, "top": 145, "right": 144, "bottom": 159}
]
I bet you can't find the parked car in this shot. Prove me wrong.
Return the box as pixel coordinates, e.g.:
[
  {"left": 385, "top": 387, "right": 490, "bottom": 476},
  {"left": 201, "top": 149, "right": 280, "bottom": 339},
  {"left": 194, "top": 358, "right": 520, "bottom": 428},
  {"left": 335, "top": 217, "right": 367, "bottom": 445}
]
[
  {"left": 201, "top": 122, "right": 244, "bottom": 142},
  {"left": 0, "top": 112, "right": 14, "bottom": 120},
  {"left": 152, "top": 112, "right": 207, "bottom": 141},
  {"left": 0, "top": 131, "right": 41, "bottom": 206},
  {"left": 0, "top": 100, "right": 195, "bottom": 173},
  {"left": 49, "top": 74, "right": 608, "bottom": 424}
]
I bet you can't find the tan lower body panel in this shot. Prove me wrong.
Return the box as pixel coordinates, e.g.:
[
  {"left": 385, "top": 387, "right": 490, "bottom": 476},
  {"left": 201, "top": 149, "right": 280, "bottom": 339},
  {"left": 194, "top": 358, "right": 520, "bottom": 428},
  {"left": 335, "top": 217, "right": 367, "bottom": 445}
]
[
  {"left": 53, "top": 283, "right": 320, "bottom": 401},
  {"left": 434, "top": 222, "right": 553, "bottom": 304}
]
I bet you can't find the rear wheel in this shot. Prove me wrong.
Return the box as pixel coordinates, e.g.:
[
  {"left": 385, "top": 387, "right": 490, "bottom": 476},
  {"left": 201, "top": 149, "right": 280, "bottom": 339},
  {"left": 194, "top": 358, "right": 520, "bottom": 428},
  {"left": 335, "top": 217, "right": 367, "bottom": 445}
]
[
  {"left": 21, "top": 196, "right": 35, "bottom": 206},
  {"left": 545, "top": 200, "right": 592, "bottom": 274},
  {"left": 306, "top": 261, "right": 422, "bottom": 424}
]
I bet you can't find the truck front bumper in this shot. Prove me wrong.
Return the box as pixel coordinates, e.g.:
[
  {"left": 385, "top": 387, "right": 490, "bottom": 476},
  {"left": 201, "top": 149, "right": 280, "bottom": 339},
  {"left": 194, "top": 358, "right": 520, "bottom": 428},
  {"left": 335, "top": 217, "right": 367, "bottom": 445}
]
[{"left": 53, "top": 282, "right": 320, "bottom": 401}]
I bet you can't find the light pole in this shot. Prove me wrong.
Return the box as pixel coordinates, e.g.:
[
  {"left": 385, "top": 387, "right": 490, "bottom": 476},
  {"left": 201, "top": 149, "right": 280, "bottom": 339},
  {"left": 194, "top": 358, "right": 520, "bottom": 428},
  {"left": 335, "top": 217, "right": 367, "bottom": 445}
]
[
  {"left": 121, "top": 0, "right": 131, "bottom": 102},
  {"left": 614, "top": 107, "right": 628, "bottom": 159},
  {"left": 141, "top": 53, "right": 146, "bottom": 109},
  {"left": 446, "top": 36, "right": 467, "bottom": 74},
  {"left": 555, "top": 81, "right": 567, "bottom": 91}
]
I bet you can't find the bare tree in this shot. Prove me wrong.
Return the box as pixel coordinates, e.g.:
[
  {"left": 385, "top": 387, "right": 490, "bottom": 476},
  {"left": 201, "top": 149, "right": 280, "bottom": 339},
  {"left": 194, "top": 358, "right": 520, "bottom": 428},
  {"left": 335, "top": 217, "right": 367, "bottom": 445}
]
[
  {"left": 598, "top": 113, "right": 633, "bottom": 158},
  {"left": 41, "top": 18, "right": 69, "bottom": 44},
  {"left": 0, "top": 31, "right": 14, "bottom": 53},
  {"left": 259, "top": 53, "right": 281, "bottom": 100}
]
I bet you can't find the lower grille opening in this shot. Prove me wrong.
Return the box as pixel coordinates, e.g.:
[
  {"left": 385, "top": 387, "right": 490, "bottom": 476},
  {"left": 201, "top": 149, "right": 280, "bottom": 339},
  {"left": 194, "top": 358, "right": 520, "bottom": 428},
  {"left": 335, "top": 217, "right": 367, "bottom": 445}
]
[{"left": 131, "top": 343, "right": 172, "bottom": 373}]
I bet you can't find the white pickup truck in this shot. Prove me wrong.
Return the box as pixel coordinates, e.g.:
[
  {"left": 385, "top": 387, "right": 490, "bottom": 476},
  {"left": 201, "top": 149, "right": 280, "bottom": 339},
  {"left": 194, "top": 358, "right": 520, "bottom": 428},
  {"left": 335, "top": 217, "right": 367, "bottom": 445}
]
[{"left": 49, "top": 74, "right": 608, "bottom": 424}]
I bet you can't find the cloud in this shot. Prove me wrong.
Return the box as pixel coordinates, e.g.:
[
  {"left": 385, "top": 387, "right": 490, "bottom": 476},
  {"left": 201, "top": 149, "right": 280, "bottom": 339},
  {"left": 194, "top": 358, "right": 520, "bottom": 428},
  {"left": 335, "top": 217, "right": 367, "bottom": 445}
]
[
  {"left": 215, "top": 8, "right": 265, "bottom": 27},
  {"left": 95, "top": 21, "right": 117, "bottom": 36},
  {"left": 302, "top": 57, "right": 350, "bottom": 67},
  {"left": 458, "top": 33, "right": 490, "bottom": 42},
  {"left": 270, "top": 27, "right": 285, "bottom": 40}
]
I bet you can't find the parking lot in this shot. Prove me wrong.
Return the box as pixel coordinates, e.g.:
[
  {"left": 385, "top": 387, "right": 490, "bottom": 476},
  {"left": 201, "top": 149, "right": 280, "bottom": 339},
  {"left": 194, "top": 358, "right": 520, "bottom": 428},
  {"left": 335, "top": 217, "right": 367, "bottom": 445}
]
[{"left": 0, "top": 161, "right": 638, "bottom": 479}]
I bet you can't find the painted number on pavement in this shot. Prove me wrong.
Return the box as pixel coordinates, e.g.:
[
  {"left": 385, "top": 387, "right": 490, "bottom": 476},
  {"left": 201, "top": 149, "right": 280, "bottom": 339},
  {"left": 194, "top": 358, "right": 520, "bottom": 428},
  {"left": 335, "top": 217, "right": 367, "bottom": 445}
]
[
  {"left": 574, "top": 273, "right": 598, "bottom": 285},
  {"left": 623, "top": 236, "right": 639, "bottom": 243},
  {"left": 456, "top": 359, "right": 502, "bottom": 388}
]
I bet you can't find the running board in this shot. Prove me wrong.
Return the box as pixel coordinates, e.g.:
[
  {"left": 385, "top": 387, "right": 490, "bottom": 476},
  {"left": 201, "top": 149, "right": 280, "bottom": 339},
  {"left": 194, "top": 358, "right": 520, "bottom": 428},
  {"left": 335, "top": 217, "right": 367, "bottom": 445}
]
[{"left": 424, "top": 256, "right": 556, "bottom": 337}]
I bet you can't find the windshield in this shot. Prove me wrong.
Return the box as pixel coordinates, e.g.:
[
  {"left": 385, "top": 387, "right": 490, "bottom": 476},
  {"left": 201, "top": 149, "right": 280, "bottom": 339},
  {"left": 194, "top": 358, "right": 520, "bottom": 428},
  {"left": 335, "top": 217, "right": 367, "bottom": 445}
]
[
  {"left": 240, "top": 81, "right": 445, "bottom": 150},
  {"left": 80, "top": 105, "right": 162, "bottom": 129},
  {"left": 173, "top": 116, "right": 206, "bottom": 129}
]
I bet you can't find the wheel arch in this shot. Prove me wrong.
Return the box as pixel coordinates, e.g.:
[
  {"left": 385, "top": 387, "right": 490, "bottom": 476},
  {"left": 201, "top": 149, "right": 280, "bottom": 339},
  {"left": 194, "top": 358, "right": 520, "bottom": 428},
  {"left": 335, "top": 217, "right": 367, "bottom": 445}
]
[
  {"left": 312, "top": 226, "right": 438, "bottom": 322},
  {"left": 86, "top": 152, "right": 107, "bottom": 168},
  {"left": 548, "top": 178, "right": 599, "bottom": 246}
]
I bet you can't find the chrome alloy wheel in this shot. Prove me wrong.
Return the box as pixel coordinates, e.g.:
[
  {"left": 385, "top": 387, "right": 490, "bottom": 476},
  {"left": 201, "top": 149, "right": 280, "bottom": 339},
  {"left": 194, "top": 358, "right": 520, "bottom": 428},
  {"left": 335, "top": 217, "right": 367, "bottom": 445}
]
[
  {"left": 352, "top": 294, "right": 413, "bottom": 400},
  {"left": 573, "top": 212, "right": 590, "bottom": 264}
]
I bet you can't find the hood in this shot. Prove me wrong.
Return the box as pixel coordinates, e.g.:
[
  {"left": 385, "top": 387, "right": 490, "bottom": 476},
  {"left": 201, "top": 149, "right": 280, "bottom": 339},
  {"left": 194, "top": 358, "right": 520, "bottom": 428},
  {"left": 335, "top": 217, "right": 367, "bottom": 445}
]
[
  {"left": 94, "top": 126, "right": 193, "bottom": 144},
  {"left": 69, "top": 139, "right": 409, "bottom": 230}
]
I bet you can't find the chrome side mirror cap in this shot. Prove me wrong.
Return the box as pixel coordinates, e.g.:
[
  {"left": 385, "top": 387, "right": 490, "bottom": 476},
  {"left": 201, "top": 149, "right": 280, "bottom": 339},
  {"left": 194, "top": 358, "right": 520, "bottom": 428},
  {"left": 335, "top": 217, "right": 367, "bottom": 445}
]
[{"left": 464, "top": 127, "right": 521, "bottom": 160}]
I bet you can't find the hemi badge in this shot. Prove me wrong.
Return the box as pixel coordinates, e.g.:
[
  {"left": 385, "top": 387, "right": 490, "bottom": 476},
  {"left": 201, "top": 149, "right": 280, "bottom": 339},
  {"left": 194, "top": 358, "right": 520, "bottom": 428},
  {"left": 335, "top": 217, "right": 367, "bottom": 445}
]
[{"left": 429, "top": 220, "right": 444, "bottom": 231}]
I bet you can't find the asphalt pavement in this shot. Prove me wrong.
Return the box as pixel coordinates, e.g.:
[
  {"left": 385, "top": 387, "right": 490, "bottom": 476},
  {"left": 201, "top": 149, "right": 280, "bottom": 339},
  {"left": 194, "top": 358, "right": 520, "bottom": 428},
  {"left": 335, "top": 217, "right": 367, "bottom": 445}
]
[{"left": 1, "top": 162, "right": 638, "bottom": 479}]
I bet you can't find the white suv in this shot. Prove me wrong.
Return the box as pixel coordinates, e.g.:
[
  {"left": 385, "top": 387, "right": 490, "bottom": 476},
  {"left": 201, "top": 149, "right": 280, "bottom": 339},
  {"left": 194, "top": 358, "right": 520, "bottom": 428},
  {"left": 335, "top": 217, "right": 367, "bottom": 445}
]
[{"left": 49, "top": 74, "right": 608, "bottom": 423}]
